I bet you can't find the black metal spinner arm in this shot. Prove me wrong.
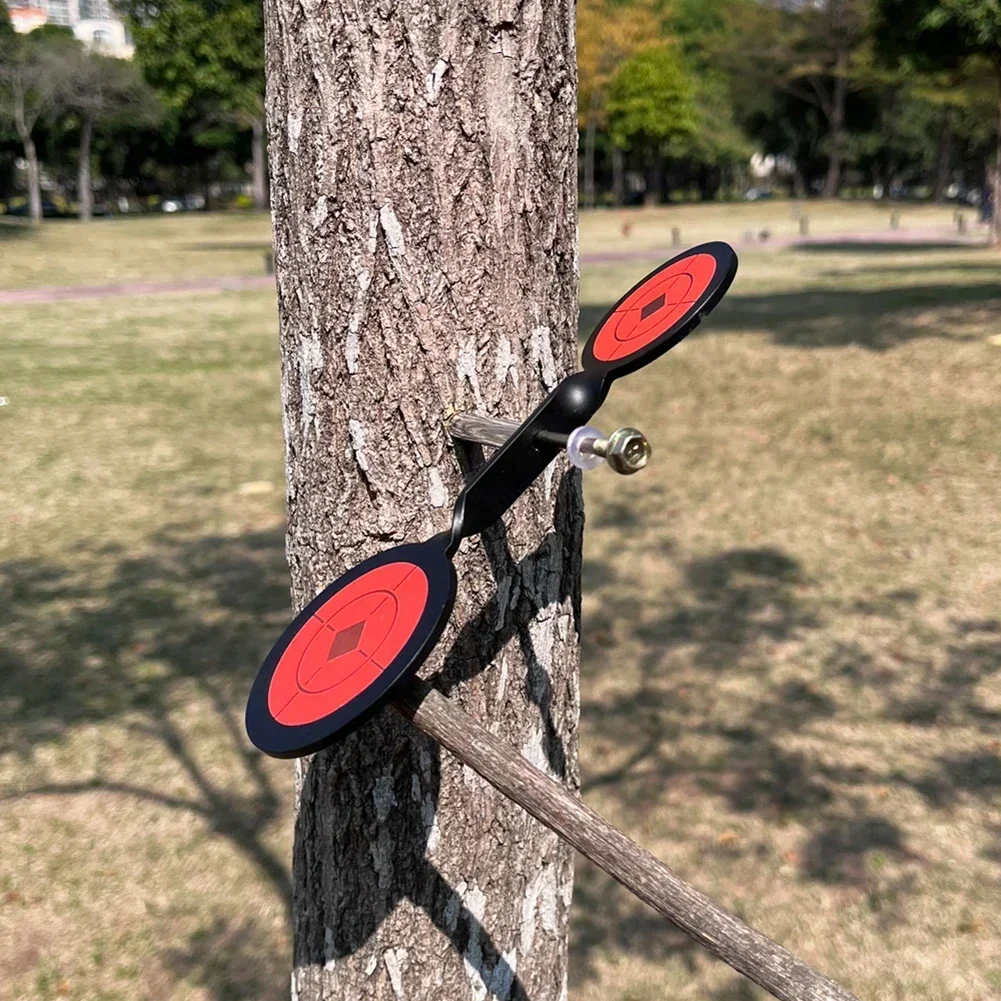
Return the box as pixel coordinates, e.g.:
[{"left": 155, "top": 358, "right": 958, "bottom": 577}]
[{"left": 447, "top": 371, "right": 609, "bottom": 553}]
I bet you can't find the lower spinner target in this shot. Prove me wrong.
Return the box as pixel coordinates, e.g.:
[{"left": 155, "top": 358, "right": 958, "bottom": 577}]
[
  {"left": 582, "top": 242, "right": 737, "bottom": 378},
  {"left": 246, "top": 538, "right": 457, "bottom": 757}
]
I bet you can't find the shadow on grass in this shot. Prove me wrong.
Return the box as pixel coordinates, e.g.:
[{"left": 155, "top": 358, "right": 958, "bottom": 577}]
[
  {"left": 0, "top": 219, "right": 32, "bottom": 241},
  {"left": 185, "top": 242, "right": 274, "bottom": 253},
  {"left": 792, "top": 240, "right": 985, "bottom": 254},
  {"left": 163, "top": 917, "right": 289, "bottom": 1001},
  {"left": 5, "top": 521, "right": 1000, "bottom": 992},
  {"left": 570, "top": 861, "right": 698, "bottom": 987},
  {"left": 580, "top": 276, "right": 1001, "bottom": 351},
  {"left": 0, "top": 528, "right": 293, "bottom": 998},
  {"left": 573, "top": 539, "right": 1001, "bottom": 971}
]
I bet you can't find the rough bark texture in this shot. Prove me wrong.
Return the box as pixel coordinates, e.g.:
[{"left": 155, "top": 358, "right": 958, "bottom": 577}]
[{"left": 263, "top": 1, "right": 581, "bottom": 999}]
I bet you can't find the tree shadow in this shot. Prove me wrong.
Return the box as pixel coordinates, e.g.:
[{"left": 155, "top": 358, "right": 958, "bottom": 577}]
[
  {"left": 571, "top": 530, "right": 1001, "bottom": 971},
  {"left": 569, "top": 861, "right": 698, "bottom": 987},
  {"left": 0, "top": 528, "right": 294, "bottom": 998},
  {"left": 162, "top": 917, "right": 290, "bottom": 1001},
  {"left": 184, "top": 242, "right": 274, "bottom": 253},
  {"left": 792, "top": 240, "right": 984, "bottom": 254}
]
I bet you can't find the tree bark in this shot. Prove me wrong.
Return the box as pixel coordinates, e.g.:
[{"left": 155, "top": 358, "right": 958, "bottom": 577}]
[
  {"left": 78, "top": 113, "right": 94, "bottom": 222},
  {"left": 251, "top": 114, "right": 268, "bottom": 211},
  {"left": 821, "top": 51, "right": 847, "bottom": 200},
  {"left": 264, "top": 1, "right": 581, "bottom": 999}
]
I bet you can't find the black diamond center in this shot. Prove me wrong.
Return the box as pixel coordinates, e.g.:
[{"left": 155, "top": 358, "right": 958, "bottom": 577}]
[
  {"left": 641, "top": 293, "right": 666, "bottom": 321},
  {"left": 328, "top": 620, "right": 365, "bottom": 660}
]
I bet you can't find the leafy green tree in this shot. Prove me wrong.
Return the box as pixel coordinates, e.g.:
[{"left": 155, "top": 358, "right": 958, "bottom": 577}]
[
  {"left": 125, "top": 0, "right": 267, "bottom": 208},
  {"left": 0, "top": 28, "right": 77, "bottom": 222},
  {"left": 606, "top": 44, "right": 698, "bottom": 204},
  {"left": 719, "top": 0, "right": 872, "bottom": 197},
  {"left": 874, "top": 0, "right": 1001, "bottom": 242},
  {"left": 57, "top": 49, "right": 158, "bottom": 220},
  {"left": 577, "top": 0, "right": 661, "bottom": 207},
  {"left": 0, "top": 0, "right": 13, "bottom": 39}
]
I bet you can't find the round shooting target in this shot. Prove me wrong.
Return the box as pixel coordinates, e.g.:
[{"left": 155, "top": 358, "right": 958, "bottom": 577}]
[
  {"left": 246, "top": 537, "right": 456, "bottom": 757},
  {"left": 582, "top": 242, "right": 737, "bottom": 379}
]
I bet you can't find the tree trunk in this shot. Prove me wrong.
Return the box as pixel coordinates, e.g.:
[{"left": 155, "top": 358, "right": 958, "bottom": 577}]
[
  {"left": 821, "top": 53, "right": 848, "bottom": 200},
  {"left": 993, "top": 69, "right": 1001, "bottom": 248},
  {"left": 15, "top": 105, "right": 43, "bottom": 225},
  {"left": 645, "top": 156, "right": 665, "bottom": 205},
  {"left": 251, "top": 114, "right": 268, "bottom": 211},
  {"left": 583, "top": 110, "right": 597, "bottom": 210},
  {"left": 264, "top": 1, "right": 581, "bottom": 999},
  {"left": 611, "top": 145, "right": 624, "bottom": 206},
  {"left": 932, "top": 106, "right": 953, "bottom": 204},
  {"left": 78, "top": 114, "right": 94, "bottom": 222},
  {"left": 23, "top": 135, "right": 42, "bottom": 224}
]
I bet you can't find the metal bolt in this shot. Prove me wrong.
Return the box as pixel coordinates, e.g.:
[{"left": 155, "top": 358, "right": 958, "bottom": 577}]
[
  {"left": 584, "top": 427, "right": 651, "bottom": 475},
  {"left": 447, "top": 412, "right": 652, "bottom": 476}
]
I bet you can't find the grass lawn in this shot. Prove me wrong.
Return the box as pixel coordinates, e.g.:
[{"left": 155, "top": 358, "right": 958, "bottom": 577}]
[{"left": 1, "top": 208, "right": 1000, "bottom": 1001}]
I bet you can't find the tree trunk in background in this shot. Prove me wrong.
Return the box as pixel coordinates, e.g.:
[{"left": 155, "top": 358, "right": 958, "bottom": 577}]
[
  {"left": 583, "top": 111, "right": 597, "bottom": 209},
  {"left": 16, "top": 119, "right": 42, "bottom": 223},
  {"left": 251, "top": 115, "right": 268, "bottom": 211},
  {"left": 78, "top": 114, "right": 93, "bottom": 222},
  {"left": 645, "top": 156, "right": 665, "bottom": 205},
  {"left": 23, "top": 137, "right": 41, "bottom": 223},
  {"left": 821, "top": 52, "right": 848, "bottom": 200},
  {"left": 932, "top": 107, "right": 953, "bottom": 204},
  {"left": 993, "top": 71, "right": 1001, "bottom": 248},
  {"left": 264, "top": 0, "right": 581, "bottom": 998},
  {"left": 611, "top": 146, "right": 624, "bottom": 206}
]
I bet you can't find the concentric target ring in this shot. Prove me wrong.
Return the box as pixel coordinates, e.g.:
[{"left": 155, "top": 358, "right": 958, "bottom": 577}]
[
  {"left": 582, "top": 242, "right": 737, "bottom": 379},
  {"left": 246, "top": 538, "right": 456, "bottom": 757}
]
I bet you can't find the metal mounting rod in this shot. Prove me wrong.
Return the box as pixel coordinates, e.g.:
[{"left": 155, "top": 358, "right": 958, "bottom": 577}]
[
  {"left": 447, "top": 411, "right": 651, "bottom": 475},
  {"left": 394, "top": 678, "right": 858, "bottom": 1001}
]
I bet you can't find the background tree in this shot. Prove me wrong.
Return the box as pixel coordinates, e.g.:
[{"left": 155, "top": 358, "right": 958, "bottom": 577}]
[
  {"left": 720, "top": 0, "right": 872, "bottom": 197},
  {"left": 0, "top": 27, "right": 75, "bottom": 222},
  {"left": 266, "top": 0, "right": 581, "bottom": 998},
  {"left": 606, "top": 43, "right": 698, "bottom": 204},
  {"left": 57, "top": 49, "right": 157, "bottom": 220},
  {"left": 874, "top": 0, "right": 1001, "bottom": 243},
  {"left": 125, "top": 0, "right": 267, "bottom": 209},
  {"left": 577, "top": 0, "right": 660, "bottom": 207}
]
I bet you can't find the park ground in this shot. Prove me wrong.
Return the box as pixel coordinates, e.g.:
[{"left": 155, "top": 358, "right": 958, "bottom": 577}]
[{"left": 1, "top": 202, "right": 1000, "bottom": 1000}]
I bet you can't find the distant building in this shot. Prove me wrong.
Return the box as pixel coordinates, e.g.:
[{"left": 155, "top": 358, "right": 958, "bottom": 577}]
[{"left": 8, "top": 0, "right": 134, "bottom": 58}]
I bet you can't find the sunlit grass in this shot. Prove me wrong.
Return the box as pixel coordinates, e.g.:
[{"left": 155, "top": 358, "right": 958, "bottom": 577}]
[{"left": 1, "top": 212, "right": 1000, "bottom": 999}]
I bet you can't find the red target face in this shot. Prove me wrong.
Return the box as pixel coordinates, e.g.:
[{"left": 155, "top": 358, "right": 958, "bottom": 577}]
[
  {"left": 266, "top": 562, "right": 429, "bottom": 727},
  {"left": 590, "top": 253, "right": 717, "bottom": 363}
]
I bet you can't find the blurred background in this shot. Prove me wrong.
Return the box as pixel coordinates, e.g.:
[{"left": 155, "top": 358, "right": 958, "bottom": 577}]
[{"left": 1, "top": 1, "right": 1000, "bottom": 999}]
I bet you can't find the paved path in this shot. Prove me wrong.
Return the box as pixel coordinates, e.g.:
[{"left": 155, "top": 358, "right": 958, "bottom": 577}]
[
  {"left": 0, "top": 274, "right": 275, "bottom": 306},
  {"left": 0, "top": 226, "right": 990, "bottom": 305}
]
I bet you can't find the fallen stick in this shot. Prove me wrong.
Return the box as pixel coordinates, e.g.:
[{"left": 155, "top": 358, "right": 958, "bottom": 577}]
[{"left": 394, "top": 678, "right": 858, "bottom": 1001}]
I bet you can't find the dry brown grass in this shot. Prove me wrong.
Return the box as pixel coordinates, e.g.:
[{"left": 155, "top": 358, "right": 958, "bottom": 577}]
[{"left": 1, "top": 211, "right": 1000, "bottom": 1000}]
